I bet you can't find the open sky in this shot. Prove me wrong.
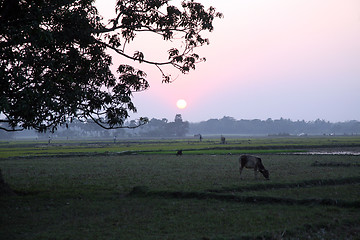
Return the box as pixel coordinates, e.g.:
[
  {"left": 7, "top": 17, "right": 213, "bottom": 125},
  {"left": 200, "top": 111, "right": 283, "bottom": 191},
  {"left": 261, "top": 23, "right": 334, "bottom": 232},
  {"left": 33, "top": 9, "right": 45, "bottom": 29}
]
[{"left": 96, "top": 0, "right": 360, "bottom": 123}]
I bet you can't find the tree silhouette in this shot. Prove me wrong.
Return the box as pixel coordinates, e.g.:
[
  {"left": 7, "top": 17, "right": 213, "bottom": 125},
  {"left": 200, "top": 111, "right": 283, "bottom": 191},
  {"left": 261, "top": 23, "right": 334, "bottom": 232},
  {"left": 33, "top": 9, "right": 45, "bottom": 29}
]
[
  {"left": 171, "top": 114, "right": 189, "bottom": 137},
  {"left": 0, "top": 0, "right": 222, "bottom": 132}
]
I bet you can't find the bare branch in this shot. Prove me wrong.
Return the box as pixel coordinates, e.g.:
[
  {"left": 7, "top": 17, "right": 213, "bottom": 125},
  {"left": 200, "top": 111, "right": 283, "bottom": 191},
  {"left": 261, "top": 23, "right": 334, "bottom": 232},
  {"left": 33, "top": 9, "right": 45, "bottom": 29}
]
[
  {"left": 98, "top": 39, "right": 173, "bottom": 66},
  {"left": 0, "top": 126, "right": 24, "bottom": 132},
  {"left": 88, "top": 114, "right": 148, "bottom": 130}
]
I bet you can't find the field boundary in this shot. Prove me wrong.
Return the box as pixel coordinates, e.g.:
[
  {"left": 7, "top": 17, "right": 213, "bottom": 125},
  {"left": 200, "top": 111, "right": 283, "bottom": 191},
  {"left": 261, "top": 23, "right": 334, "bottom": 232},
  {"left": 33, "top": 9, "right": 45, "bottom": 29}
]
[
  {"left": 129, "top": 177, "right": 360, "bottom": 209},
  {"left": 130, "top": 190, "right": 360, "bottom": 208},
  {"left": 207, "top": 176, "right": 360, "bottom": 193}
]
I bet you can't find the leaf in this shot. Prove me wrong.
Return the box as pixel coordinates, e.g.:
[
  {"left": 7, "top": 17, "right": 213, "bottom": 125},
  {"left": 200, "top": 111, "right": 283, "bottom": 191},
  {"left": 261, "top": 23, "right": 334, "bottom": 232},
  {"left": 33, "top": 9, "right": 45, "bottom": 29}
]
[
  {"left": 168, "top": 48, "right": 179, "bottom": 58},
  {"left": 133, "top": 51, "right": 144, "bottom": 63}
]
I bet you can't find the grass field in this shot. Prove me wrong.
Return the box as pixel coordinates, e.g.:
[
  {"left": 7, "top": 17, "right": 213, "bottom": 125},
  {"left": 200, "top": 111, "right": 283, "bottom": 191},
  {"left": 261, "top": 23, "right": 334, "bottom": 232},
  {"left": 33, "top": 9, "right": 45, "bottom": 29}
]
[{"left": 1, "top": 137, "right": 360, "bottom": 239}]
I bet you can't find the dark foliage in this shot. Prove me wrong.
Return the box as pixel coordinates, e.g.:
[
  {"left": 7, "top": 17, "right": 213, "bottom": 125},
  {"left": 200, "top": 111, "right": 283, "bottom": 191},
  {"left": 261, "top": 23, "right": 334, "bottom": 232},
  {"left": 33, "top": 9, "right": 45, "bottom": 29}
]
[
  {"left": 0, "top": 0, "right": 222, "bottom": 132},
  {"left": 190, "top": 117, "right": 360, "bottom": 135},
  {"left": 139, "top": 114, "right": 190, "bottom": 137}
]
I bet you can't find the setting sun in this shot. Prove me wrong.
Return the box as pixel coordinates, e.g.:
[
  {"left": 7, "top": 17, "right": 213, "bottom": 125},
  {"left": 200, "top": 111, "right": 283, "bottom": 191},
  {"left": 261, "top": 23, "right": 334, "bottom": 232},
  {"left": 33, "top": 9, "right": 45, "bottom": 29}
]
[{"left": 176, "top": 99, "right": 187, "bottom": 109}]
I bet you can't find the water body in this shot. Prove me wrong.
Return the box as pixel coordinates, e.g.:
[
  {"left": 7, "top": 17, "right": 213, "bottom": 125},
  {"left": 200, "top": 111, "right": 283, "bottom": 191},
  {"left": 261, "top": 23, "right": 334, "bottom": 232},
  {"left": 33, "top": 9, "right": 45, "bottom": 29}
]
[{"left": 299, "top": 151, "right": 360, "bottom": 156}]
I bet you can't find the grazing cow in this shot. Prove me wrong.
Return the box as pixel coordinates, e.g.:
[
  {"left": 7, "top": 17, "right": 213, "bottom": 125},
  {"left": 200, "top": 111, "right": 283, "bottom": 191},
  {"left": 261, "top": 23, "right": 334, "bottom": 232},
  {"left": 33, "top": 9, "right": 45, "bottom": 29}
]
[
  {"left": 176, "top": 150, "right": 183, "bottom": 156},
  {"left": 239, "top": 155, "right": 269, "bottom": 180}
]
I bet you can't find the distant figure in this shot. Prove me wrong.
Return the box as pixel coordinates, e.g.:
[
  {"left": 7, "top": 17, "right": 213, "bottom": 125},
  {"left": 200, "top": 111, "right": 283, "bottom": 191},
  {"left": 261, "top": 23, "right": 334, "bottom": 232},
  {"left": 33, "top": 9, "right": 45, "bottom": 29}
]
[
  {"left": 194, "top": 134, "right": 203, "bottom": 142},
  {"left": 176, "top": 150, "right": 183, "bottom": 156},
  {"left": 239, "top": 155, "right": 269, "bottom": 180},
  {"left": 113, "top": 136, "right": 117, "bottom": 143},
  {"left": 220, "top": 135, "right": 226, "bottom": 144},
  {"left": 48, "top": 136, "right": 51, "bottom": 144}
]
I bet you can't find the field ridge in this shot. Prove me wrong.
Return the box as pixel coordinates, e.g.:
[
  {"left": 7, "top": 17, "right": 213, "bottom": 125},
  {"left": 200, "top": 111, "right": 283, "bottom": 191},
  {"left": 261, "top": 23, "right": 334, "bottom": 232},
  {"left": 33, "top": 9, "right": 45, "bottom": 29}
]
[
  {"left": 207, "top": 176, "right": 360, "bottom": 193},
  {"left": 129, "top": 180, "right": 360, "bottom": 209},
  {"left": 131, "top": 190, "right": 360, "bottom": 208}
]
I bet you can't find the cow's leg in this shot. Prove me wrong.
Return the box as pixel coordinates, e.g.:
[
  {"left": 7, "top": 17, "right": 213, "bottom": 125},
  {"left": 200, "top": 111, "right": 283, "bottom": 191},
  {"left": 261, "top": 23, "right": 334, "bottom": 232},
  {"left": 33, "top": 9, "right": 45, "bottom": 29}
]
[
  {"left": 254, "top": 165, "right": 258, "bottom": 179},
  {"left": 239, "top": 166, "right": 244, "bottom": 179}
]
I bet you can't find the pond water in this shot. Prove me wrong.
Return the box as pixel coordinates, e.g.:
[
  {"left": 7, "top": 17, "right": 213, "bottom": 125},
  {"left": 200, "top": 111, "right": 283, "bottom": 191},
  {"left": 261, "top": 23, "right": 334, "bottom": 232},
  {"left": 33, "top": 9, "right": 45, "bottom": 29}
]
[{"left": 298, "top": 151, "right": 360, "bottom": 156}]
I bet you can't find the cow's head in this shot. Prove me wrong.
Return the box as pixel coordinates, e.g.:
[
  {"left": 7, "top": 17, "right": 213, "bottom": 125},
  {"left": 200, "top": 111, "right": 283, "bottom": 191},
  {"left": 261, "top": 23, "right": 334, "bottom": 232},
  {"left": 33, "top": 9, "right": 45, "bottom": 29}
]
[{"left": 260, "top": 169, "right": 270, "bottom": 180}]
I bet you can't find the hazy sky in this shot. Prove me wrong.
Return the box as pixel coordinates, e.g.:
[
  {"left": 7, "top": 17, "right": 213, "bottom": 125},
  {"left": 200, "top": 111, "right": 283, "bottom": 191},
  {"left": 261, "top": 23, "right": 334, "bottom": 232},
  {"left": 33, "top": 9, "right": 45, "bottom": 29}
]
[{"left": 96, "top": 0, "right": 360, "bottom": 123}]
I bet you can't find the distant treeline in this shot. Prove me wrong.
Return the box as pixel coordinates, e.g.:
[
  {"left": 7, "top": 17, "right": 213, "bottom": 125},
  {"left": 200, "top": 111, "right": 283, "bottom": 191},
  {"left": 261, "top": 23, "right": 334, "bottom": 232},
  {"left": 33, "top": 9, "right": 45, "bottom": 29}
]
[
  {"left": 0, "top": 114, "right": 189, "bottom": 139},
  {"left": 1, "top": 115, "right": 360, "bottom": 139},
  {"left": 189, "top": 117, "right": 360, "bottom": 136}
]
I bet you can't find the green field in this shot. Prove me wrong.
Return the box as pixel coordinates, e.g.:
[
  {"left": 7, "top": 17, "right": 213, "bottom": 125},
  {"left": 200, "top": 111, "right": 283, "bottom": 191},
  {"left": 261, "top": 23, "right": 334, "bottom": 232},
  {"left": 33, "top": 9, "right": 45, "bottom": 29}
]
[
  {"left": 2, "top": 136, "right": 360, "bottom": 158},
  {"left": 1, "top": 137, "right": 360, "bottom": 239}
]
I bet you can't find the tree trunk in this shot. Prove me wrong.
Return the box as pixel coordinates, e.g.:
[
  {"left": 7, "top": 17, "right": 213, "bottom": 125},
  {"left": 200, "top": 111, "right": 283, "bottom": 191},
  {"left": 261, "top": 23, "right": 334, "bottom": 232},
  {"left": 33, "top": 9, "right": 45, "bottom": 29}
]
[{"left": 0, "top": 169, "right": 14, "bottom": 196}]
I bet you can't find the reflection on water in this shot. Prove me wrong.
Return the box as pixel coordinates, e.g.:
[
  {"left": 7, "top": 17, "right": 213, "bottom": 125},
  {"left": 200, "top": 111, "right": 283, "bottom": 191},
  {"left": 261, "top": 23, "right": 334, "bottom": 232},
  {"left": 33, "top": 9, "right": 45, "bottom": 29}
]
[{"left": 299, "top": 151, "right": 360, "bottom": 156}]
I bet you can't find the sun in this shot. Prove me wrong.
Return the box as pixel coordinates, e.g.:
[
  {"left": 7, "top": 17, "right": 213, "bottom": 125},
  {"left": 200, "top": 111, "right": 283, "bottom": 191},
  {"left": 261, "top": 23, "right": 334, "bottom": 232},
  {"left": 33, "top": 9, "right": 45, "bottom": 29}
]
[{"left": 176, "top": 99, "right": 187, "bottom": 109}]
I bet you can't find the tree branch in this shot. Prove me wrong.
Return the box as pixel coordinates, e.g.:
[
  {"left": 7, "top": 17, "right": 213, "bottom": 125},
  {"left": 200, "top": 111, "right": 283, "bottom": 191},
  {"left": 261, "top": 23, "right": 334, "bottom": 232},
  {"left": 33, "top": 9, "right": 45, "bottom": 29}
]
[
  {"left": 0, "top": 126, "right": 24, "bottom": 132},
  {"left": 88, "top": 114, "right": 148, "bottom": 130},
  {"left": 98, "top": 39, "right": 173, "bottom": 66}
]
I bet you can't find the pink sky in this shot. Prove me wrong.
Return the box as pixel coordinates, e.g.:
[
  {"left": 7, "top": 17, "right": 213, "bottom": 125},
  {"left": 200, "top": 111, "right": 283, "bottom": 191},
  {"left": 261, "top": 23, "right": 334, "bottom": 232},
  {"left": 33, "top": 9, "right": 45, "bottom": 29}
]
[{"left": 96, "top": 0, "right": 360, "bottom": 123}]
